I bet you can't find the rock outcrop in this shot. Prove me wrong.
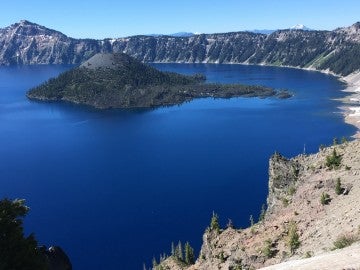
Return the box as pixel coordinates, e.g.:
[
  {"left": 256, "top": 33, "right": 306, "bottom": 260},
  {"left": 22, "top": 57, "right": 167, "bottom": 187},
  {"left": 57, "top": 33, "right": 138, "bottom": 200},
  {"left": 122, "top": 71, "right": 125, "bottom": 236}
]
[
  {"left": 267, "top": 153, "right": 302, "bottom": 214},
  {"left": 1, "top": 20, "right": 360, "bottom": 75},
  {"left": 156, "top": 140, "right": 360, "bottom": 269}
]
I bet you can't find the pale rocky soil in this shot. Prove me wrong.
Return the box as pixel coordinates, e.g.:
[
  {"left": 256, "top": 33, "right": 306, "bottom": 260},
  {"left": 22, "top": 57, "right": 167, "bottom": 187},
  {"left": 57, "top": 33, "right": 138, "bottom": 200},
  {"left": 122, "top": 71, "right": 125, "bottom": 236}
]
[
  {"left": 342, "top": 72, "right": 360, "bottom": 138},
  {"left": 259, "top": 242, "right": 360, "bottom": 270},
  {"left": 256, "top": 140, "right": 360, "bottom": 269},
  {"left": 158, "top": 139, "right": 360, "bottom": 270}
]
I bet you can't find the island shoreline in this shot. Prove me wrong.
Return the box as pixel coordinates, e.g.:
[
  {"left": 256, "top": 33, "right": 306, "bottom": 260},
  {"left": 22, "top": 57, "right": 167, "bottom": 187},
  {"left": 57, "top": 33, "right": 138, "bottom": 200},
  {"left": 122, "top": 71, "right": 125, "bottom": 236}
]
[
  {"left": 153, "top": 61, "right": 360, "bottom": 138},
  {"left": 25, "top": 59, "right": 360, "bottom": 138}
]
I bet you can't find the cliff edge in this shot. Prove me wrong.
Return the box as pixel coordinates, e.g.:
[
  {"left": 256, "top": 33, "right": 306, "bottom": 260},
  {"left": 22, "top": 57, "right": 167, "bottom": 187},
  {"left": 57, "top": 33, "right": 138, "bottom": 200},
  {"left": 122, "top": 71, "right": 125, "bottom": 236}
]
[{"left": 156, "top": 139, "right": 360, "bottom": 269}]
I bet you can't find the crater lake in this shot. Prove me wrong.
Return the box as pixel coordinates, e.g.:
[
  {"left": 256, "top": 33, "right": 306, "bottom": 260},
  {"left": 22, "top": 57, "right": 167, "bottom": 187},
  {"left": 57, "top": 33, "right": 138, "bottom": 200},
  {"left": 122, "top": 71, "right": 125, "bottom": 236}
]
[{"left": 0, "top": 63, "right": 355, "bottom": 269}]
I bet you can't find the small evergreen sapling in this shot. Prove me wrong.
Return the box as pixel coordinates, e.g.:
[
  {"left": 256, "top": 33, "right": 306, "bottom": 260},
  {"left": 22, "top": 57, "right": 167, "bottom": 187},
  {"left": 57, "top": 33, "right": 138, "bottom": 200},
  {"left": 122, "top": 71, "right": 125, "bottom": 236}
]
[
  {"left": 287, "top": 221, "right": 300, "bottom": 254},
  {"left": 259, "top": 204, "right": 266, "bottom": 222},
  {"left": 335, "top": 177, "right": 342, "bottom": 195},
  {"left": 174, "top": 241, "right": 183, "bottom": 261},
  {"left": 325, "top": 148, "right": 342, "bottom": 169},
  {"left": 184, "top": 242, "right": 195, "bottom": 265},
  {"left": 210, "top": 212, "right": 220, "bottom": 233},
  {"left": 320, "top": 192, "right": 331, "bottom": 205}
]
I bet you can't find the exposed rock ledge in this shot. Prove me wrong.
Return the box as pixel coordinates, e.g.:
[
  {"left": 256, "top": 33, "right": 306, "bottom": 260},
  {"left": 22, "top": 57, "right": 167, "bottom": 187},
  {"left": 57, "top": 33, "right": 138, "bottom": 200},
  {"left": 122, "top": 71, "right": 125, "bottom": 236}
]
[{"left": 157, "top": 139, "right": 360, "bottom": 270}]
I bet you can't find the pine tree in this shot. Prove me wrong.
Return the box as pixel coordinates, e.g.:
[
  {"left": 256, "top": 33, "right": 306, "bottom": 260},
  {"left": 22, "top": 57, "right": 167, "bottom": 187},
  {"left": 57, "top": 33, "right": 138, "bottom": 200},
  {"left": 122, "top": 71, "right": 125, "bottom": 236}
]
[
  {"left": 0, "top": 198, "right": 47, "bottom": 270},
  {"left": 171, "top": 242, "right": 175, "bottom": 256},
  {"left": 184, "top": 242, "right": 195, "bottom": 265},
  {"left": 335, "top": 177, "right": 342, "bottom": 195},
  {"left": 259, "top": 204, "right": 266, "bottom": 222},
  {"left": 249, "top": 214, "right": 254, "bottom": 226},
  {"left": 174, "top": 241, "right": 183, "bottom": 261},
  {"left": 326, "top": 148, "right": 342, "bottom": 169},
  {"left": 320, "top": 192, "right": 331, "bottom": 205},
  {"left": 152, "top": 257, "right": 158, "bottom": 268},
  {"left": 227, "top": 219, "right": 234, "bottom": 229},
  {"left": 210, "top": 211, "right": 220, "bottom": 233},
  {"left": 287, "top": 221, "right": 300, "bottom": 254},
  {"left": 333, "top": 137, "right": 338, "bottom": 146}
]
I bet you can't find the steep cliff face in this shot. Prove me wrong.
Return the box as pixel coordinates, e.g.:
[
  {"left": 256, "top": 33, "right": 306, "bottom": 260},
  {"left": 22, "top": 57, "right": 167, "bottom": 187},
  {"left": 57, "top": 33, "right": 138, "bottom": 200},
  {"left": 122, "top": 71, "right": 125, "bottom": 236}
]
[
  {"left": 0, "top": 20, "right": 102, "bottom": 65},
  {"left": 156, "top": 140, "right": 360, "bottom": 270},
  {"left": 267, "top": 153, "right": 302, "bottom": 214},
  {"left": 114, "top": 32, "right": 266, "bottom": 64},
  {"left": 1, "top": 20, "right": 360, "bottom": 75}
]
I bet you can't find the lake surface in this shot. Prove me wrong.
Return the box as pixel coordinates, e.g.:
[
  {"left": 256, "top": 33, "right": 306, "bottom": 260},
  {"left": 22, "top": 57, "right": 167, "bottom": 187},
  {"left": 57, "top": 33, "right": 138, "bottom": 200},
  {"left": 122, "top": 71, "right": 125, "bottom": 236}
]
[{"left": 0, "top": 63, "right": 355, "bottom": 269}]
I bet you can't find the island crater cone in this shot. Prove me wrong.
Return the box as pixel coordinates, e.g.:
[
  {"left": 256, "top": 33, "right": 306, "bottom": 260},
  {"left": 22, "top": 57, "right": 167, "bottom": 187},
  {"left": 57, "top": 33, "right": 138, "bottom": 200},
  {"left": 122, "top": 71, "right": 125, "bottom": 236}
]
[
  {"left": 27, "top": 53, "right": 281, "bottom": 109},
  {"left": 80, "top": 53, "right": 139, "bottom": 70}
]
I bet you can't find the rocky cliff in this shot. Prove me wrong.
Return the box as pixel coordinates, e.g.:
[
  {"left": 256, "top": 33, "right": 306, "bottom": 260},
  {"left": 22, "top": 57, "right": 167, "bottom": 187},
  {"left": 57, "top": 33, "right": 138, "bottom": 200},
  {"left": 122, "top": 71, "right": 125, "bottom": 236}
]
[
  {"left": 155, "top": 139, "right": 360, "bottom": 270},
  {"left": 0, "top": 20, "right": 102, "bottom": 65},
  {"left": 1, "top": 20, "right": 360, "bottom": 75}
]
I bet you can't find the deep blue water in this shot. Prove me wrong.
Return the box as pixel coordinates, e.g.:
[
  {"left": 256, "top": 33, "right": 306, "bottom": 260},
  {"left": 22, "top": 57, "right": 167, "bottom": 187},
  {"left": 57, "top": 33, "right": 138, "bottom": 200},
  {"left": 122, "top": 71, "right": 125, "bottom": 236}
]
[{"left": 0, "top": 64, "right": 355, "bottom": 269}]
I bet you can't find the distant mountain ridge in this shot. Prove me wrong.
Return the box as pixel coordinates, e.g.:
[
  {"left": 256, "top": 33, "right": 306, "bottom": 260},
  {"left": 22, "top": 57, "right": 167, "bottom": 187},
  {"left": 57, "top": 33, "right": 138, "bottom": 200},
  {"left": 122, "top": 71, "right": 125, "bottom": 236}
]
[
  {"left": 148, "top": 32, "right": 195, "bottom": 37},
  {"left": 250, "top": 29, "right": 276, "bottom": 35},
  {"left": 1, "top": 20, "right": 360, "bottom": 75},
  {"left": 249, "top": 24, "right": 312, "bottom": 34}
]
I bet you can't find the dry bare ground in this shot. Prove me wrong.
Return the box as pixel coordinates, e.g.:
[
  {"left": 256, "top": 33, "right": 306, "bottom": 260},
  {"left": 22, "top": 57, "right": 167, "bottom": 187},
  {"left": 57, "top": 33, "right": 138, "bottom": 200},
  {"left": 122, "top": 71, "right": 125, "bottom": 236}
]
[{"left": 259, "top": 242, "right": 360, "bottom": 270}]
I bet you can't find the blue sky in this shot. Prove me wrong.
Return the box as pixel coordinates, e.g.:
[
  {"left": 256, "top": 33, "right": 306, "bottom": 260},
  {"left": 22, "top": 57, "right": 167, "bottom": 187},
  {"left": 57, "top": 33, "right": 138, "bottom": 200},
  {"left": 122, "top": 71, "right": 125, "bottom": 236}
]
[{"left": 1, "top": 0, "right": 359, "bottom": 39}]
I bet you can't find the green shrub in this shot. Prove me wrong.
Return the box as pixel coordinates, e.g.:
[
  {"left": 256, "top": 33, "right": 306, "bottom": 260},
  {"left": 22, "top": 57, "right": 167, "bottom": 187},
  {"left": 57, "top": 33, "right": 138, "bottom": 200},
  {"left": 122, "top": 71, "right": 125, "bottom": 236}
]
[
  {"left": 333, "top": 137, "right": 338, "bottom": 146},
  {"left": 263, "top": 239, "right": 275, "bottom": 258},
  {"left": 259, "top": 204, "right": 266, "bottom": 222},
  {"left": 288, "top": 186, "right": 296, "bottom": 196},
  {"left": 320, "top": 192, "right": 331, "bottom": 205},
  {"left": 174, "top": 241, "right": 183, "bottom": 261},
  {"left": 335, "top": 178, "right": 342, "bottom": 195},
  {"left": 282, "top": 197, "right": 289, "bottom": 207},
  {"left": 229, "top": 264, "right": 242, "bottom": 270},
  {"left": 227, "top": 219, "right": 235, "bottom": 229},
  {"left": 210, "top": 212, "right": 220, "bottom": 233},
  {"left": 219, "top": 251, "right": 225, "bottom": 263},
  {"left": 184, "top": 242, "right": 195, "bottom": 265},
  {"left": 325, "top": 148, "right": 342, "bottom": 169},
  {"left": 249, "top": 215, "right": 254, "bottom": 227},
  {"left": 249, "top": 215, "right": 256, "bottom": 234},
  {"left": 332, "top": 234, "right": 356, "bottom": 250},
  {"left": 304, "top": 251, "right": 313, "bottom": 258},
  {"left": 287, "top": 222, "right": 300, "bottom": 254}
]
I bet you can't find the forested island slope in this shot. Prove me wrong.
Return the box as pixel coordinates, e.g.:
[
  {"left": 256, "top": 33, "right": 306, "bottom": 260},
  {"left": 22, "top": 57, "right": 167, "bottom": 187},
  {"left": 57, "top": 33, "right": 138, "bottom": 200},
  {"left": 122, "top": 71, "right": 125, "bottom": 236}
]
[
  {"left": 1, "top": 20, "right": 360, "bottom": 76},
  {"left": 27, "top": 53, "right": 280, "bottom": 109}
]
